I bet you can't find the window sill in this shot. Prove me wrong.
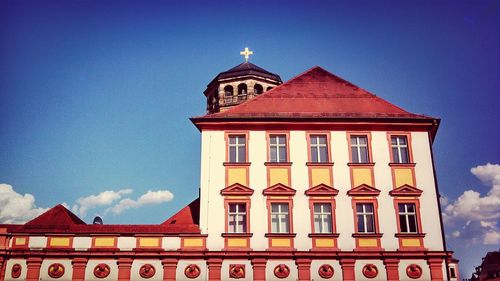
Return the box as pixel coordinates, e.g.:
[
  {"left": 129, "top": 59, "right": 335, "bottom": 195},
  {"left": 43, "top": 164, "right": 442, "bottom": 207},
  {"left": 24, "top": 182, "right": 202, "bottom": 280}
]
[
  {"left": 265, "top": 233, "right": 297, "bottom": 238},
  {"left": 347, "top": 162, "right": 375, "bottom": 167},
  {"left": 264, "top": 162, "right": 293, "bottom": 166},
  {"left": 389, "top": 162, "right": 416, "bottom": 167},
  {"left": 221, "top": 233, "right": 253, "bottom": 238},
  {"left": 352, "top": 233, "right": 383, "bottom": 238},
  {"left": 308, "top": 233, "right": 340, "bottom": 238},
  {"left": 223, "top": 162, "right": 251, "bottom": 167},
  {"left": 306, "top": 162, "right": 334, "bottom": 167},
  {"left": 395, "top": 233, "right": 425, "bottom": 238}
]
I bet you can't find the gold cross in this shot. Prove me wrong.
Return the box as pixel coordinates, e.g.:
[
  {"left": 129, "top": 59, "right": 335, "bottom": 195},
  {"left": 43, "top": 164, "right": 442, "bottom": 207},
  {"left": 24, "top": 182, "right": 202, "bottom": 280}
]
[{"left": 240, "top": 47, "right": 253, "bottom": 62}]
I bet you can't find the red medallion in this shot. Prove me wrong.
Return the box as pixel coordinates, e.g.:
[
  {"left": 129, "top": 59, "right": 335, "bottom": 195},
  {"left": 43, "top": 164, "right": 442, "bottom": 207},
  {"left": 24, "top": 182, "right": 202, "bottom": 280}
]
[
  {"left": 362, "top": 264, "right": 378, "bottom": 279},
  {"left": 184, "top": 264, "right": 201, "bottom": 279},
  {"left": 94, "top": 263, "right": 111, "bottom": 278},
  {"left": 11, "top": 263, "right": 22, "bottom": 279},
  {"left": 318, "top": 264, "right": 334, "bottom": 278},
  {"left": 139, "top": 264, "right": 156, "bottom": 279},
  {"left": 274, "top": 264, "right": 290, "bottom": 279},
  {"left": 48, "top": 263, "right": 65, "bottom": 279},
  {"left": 229, "top": 264, "right": 245, "bottom": 279},
  {"left": 406, "top": 264, "right": 423, "bottom": 279}
]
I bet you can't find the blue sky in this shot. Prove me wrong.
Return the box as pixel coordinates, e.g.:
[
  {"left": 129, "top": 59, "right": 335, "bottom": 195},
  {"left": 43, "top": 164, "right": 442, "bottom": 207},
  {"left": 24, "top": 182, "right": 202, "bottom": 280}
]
[{"left": 0, "top": 0, "right": 499, "bottom": 278}]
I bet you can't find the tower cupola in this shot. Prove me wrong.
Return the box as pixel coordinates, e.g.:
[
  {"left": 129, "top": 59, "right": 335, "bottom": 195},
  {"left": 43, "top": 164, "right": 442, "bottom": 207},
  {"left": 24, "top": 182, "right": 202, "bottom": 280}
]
[{"left": 204, "top": 49, "right": 282, "bottom": 113}]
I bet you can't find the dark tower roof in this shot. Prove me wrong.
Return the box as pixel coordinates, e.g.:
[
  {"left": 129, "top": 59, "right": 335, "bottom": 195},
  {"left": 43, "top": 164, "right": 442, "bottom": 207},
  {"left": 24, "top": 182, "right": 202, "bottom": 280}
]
[{"left": 207, "top": 62, "right": 282, "bottom": 88}]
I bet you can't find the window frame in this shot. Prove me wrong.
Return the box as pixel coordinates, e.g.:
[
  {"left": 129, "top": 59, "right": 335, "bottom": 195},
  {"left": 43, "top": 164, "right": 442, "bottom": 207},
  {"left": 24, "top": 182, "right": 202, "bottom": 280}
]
[
  {"left": 270, "top": 202, "right": 291, "bottom": 234},
  {"left": 267, "top": 133, "right": 290, "bottom": 163},
  {"left": 389, "top": 134, "right": 413, "bottom": 164},
  {"left": 398, "top": 203, "right": 418, "bottom": 234},
  {"left": 225, "top": 132, "right": 249, "bottom": 164},
  {"left": 306, "top": 132, "right": 332, "bottom": 164},
  {"left": 393, "top": 199, "right": 423, "bottom": 234},
  {"left": 347, "top": 133, "right": 373, "bottom": 164},
  {"left": 227, "top": 202, "right": 248, "bottom": 234},
  {"left": 355, "top": 203, "right": 376, "bottom": 234},
  {"left": 312, "top": 202, "right": 334, "bottom": 234}
]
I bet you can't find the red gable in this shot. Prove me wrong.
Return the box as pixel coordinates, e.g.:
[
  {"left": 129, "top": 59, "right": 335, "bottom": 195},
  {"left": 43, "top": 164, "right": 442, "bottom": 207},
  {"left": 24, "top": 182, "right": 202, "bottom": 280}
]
[
  {"left": 24, "top": 204, "right": 86, "bottom": 228},
  {"left": 194, "top": 66, "right": 435, "bottom": 120}
]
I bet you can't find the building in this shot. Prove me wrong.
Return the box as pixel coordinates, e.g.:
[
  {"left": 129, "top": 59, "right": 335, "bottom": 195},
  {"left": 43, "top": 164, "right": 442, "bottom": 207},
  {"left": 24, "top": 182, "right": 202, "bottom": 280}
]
[
  {"left": 466, "top": 250, "right": 500, "bottom": 281},
  {"left": 0, "top": 53, "right": 459, "bottom": 281}
]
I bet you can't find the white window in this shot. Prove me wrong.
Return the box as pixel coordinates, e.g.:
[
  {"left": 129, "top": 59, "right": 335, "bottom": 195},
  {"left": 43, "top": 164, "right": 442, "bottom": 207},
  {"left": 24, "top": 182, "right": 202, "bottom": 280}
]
[
  {"left": 310, "top": 135, "right": 328, "bottom": 163},
  {"left": 228, "top": 135, "right": 246, "bottom": 163},
  {"left": 270, "top": 135, "right": 287, "bottom": 162},
  {"left": 228, "top": 203, "right": 247, "bottom": 233},
  {"left": 398, "top": 203, "right": 418, "bottom": 233},
  {"left": 313, "top": 203, "right": 332, "bottom": 233},
  {"left": 271, "top": 203, "right": 290, "bottom": 233},
  {"left": 350, "top": 136, "right": 369, "bottom": 163},
  {"left": 356, "top": 203, "right": 375, "bottom": 233},
  {"left": 391, "top": 136, "right": 410, "bottom": 163}
]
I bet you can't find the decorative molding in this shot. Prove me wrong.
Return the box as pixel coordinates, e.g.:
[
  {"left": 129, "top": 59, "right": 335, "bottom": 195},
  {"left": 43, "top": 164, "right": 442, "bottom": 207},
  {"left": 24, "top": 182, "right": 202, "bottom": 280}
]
[
  {"left": 48, "top": 263, "right": 65, "bottom": 279},
  {"left": 229, "top": 264, "right": 245, "bottom": 279},
  {"left": 139, "top": 264, "right": 156, "bottom": 279},
  {"left": 318, "top": 264, "right": 334, "bottom": 279},
  {"left": 184, "top": 264, "right": 201, "bottom": 279},
  {"left": 273, "top": 264, "right": 290, "bottom": 279},
  {"left": 347, "top": 184, "right": 381, "bottom": 196},
  {"left": 362, "top": 264, "right": 378, "bottom": 279},
  {"left": 406, "top": 264, "right": 423, "bottom": 279},
  {"left": 305, "top": 183, "right": 339, "bottom": 196},
  {"left": 262, "top": 183, "right": 296, "bottom": 196},
  {"left": 11, "top": 263, "right": 22, "bottom": 279},
  {"left": 94, "top": 264, "right": 111, "bottom": 278}
]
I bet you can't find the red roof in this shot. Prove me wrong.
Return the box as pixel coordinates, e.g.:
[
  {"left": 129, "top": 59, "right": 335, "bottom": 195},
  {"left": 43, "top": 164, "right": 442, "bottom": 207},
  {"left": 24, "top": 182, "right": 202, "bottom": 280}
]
[
  {"left": 195, "top": 66, "right": 435, "bottom": 120},
  {"left": 3, "top": 200, "right": 200, "bottom": 235}
]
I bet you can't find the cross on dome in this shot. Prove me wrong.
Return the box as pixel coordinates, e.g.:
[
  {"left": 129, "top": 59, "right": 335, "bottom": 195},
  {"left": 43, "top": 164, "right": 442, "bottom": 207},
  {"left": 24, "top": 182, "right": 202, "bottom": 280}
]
[{"left": 240, "top": 47, "right": 253, "bottom": 62}]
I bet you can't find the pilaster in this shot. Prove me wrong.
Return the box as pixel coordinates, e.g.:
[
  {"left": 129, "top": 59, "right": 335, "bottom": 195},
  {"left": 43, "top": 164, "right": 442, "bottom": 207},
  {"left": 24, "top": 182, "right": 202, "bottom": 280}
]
[
  {"left": 428, "top": 258, "right": 444, "bottom": 281},
  {"left": 251, "top": 258, "right": 267, "bottom": 281},
  {"left": 26, "top": 257, "right": 43, "bottom": 281},
  {"left": 117, "top": 258, "right": 133, "bottom": 281},
  {"left": 340, "top": 258, "right": 356, "bottom": 281},
  {"left": 207, "top": 258, "right": 223, "bottom": 281},
  {"left": 161, "top": 258, "right": 178, "bottom": 281},
  {"left": 384, "top": 258, "right": 400, "bottom": 281},
  {"left": 295, "top": 258, "right": 311, "bottom": 281},
  {"left": 71, "top": 258, "right": 88, "bottom": 281}
]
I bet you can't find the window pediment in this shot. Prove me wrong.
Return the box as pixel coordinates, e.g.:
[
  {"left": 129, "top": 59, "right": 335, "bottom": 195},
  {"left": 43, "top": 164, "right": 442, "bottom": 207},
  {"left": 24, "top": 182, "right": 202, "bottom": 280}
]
[
  {"left": 263, "top": 183, "right": 296, "bottom": 196},
  {"left": 220, "top": 183, "right": 254, "bottom": 196},
  {"left": 347, "top": 184, "right": 381, "bottom": 196},
  {"left": 389, "top": 184, "right": 423, "bottom": 197},
  {"left": 305, "top": 184, "right": 339, "bottom": 196}
]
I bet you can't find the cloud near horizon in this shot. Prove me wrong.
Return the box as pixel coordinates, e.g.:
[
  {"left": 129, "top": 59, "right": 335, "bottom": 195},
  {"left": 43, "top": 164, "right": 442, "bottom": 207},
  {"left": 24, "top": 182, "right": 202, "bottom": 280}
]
[
  {"left": 106, "top": 190, "right": 174, "bottom": 215},
  {"left": 442, "top": 163, "right": 500, "bottom": 246},
  {"left": 0, "top": 184, "right": 174, "bottom": 223},
  {"left": 0, "top": 184, "right": 48, "bottom": 224}
]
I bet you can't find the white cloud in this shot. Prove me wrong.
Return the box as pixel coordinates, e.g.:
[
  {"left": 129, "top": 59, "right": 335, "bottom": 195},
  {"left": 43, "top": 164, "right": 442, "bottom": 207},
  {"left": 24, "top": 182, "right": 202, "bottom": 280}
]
[
  {"left": 72, "top": 189, "right": 132, "bottom": 217},
  {"left": 443, "top": 163, "right": 500, "bottom": 246},
  {"left": 107, "top": 190, "right": 174, "bottom": 215},
  {"left": 0, "top": 184, "right": 48, "bottom": 224}
]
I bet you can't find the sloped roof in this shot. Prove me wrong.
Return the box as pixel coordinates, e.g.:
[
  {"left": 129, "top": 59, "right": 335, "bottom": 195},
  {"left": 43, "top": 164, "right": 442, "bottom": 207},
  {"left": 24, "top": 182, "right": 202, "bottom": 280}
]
[
  {"left": 4, "top": 200, "right": 200, "bottom": 234},
  {"left": 208, "top": 62, "right": 282, "bottom": 86},
  {"left": 196, "top": 66, "right": 435, "bottom": 120}
]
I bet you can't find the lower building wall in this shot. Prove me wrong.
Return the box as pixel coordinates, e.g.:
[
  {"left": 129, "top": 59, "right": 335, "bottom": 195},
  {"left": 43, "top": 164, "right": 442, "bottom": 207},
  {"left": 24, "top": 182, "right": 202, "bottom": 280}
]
[{"left": 0, "top": 255, "right": 451, "bottom": 281}]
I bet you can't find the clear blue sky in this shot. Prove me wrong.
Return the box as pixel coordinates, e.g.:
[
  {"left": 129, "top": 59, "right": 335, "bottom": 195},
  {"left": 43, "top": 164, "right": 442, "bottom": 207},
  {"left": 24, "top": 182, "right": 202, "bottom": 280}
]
[{"left": 1, "top": 0, "right": 499, "bottom": 278}]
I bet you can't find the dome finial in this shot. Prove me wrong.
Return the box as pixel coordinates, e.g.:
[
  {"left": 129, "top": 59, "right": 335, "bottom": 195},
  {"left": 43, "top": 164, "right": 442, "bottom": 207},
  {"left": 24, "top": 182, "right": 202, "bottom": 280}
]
[{"left": 240, "top": 47, "right": 253, "bottom": 62}]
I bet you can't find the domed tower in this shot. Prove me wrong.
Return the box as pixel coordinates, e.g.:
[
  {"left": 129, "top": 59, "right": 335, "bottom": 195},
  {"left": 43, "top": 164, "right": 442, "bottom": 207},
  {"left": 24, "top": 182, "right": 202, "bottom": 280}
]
[{"left": 204, "top": 48, "right": 282, "bottom": 113}]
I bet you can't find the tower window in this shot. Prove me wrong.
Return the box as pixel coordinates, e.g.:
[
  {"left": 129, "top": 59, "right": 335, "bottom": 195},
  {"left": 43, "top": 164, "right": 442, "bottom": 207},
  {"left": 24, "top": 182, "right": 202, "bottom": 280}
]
[
  {"left": 254, "top": 84, "right": 263, "bottom": 95},
  {"left": 238, "top": 83, "right": 247, "bottom": 95},
  {"left": 224, "top": 85, "right": 234, "bottom": 97}
]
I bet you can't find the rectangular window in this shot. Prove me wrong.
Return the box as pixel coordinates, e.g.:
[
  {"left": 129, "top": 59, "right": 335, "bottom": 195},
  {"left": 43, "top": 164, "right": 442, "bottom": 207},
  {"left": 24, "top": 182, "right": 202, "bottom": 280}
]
[
  {"left": 391, "top": 136, "right": 410, "bottom": 163},
  {"left": 270, "top": 203, "right": 290, "bottom": 233},
  {"left": 350, "top": 136, "right": 369, "bottom": 163},
  {"left": 310, "top": 135, "right": 328, "bottom": 163},
  {"left": 313, "top": 203, "right": 332, "bottom": 233},
  {"left": 228, "top": 135, "right": 246, "bottom": 163},
  {"left": 398, "top": 203, "right": 418, "bottom": 233},
  {"left": 228, "top": 203, "right": 247, "bottom": 233},
  {"left": 270, "top": 135, "right": 287, "bottom": 162},
  {"left": 449, "top": 267, "right": 456, "bottom": 278},
  {"left": 356, "top": 203, "right": 375, "bottom": 233}
]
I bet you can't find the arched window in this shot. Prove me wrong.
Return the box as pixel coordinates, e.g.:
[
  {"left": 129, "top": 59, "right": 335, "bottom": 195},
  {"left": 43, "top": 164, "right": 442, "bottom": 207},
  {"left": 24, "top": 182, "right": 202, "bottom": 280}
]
[
  {"left": 266, "top": 86, "right": 274, "bottom": 91},
  {"left": 238, "top": 83, "right": 247, "bottom": 95},
  {"left": 224, "top": 85, "right": 234, "bottom": 97},
  {"left": 254, "top": 84, "right": 263, "bottom": 95}
]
